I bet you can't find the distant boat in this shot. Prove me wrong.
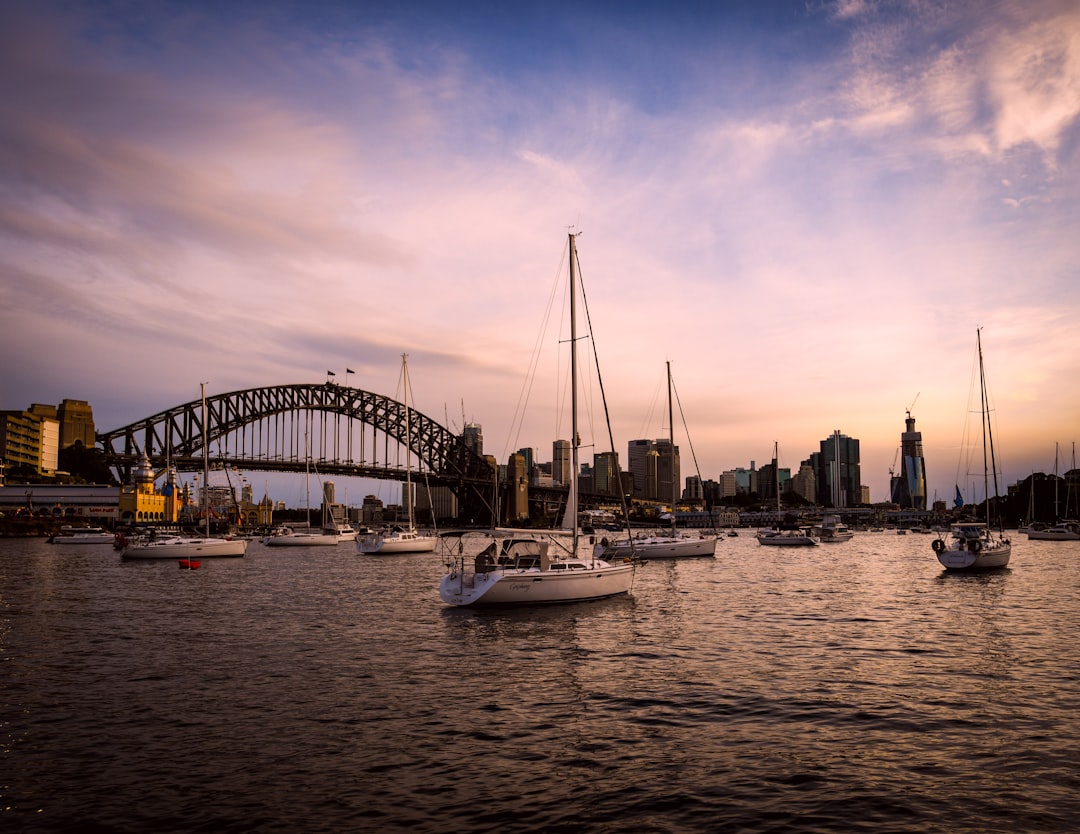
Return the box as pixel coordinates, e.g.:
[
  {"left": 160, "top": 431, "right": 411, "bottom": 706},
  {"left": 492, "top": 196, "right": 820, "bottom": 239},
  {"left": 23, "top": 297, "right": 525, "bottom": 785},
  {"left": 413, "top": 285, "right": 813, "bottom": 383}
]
[
  {"left": 47, "top": 526, "right": 113, "bottom": 545},
  {"left": 439, "top": 233, "right": 636, "bottom": 606},
  {"left": 1026, "top": 521, "right": 1080, "bottom": 541},
  {"left": 813, "top": 514, "right": 853, "bottom": 543},
  {"left": 357, "top": 354, "right": 437, "bottom": 555},
  {"left": 265, "top": 415, "right": 340, "bottom": 547},
  {"left": 933, "top": 329, "right": 1010, "bottom": 570},
  {"left": 262, "top": 525, "right": 339, "bottom": 547},
  {"left": 593, "top": 361, "right": 717, "bottom": 561},
  {"left": 1027, "top": 443, "right": 1079, "bottom": 541},
  {"left": 757, "top": 442, "right": 817, "bottom": 547},
  {"left": 122, "top": 385, "right": 248, "bottom": 560}
]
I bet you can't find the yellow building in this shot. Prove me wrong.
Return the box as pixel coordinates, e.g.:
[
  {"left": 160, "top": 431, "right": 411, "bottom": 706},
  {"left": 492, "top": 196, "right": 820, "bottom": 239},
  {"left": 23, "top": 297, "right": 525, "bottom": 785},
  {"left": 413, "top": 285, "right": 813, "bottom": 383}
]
[{"left": 117, "top": 455, "right": 180, "bottom": 525}]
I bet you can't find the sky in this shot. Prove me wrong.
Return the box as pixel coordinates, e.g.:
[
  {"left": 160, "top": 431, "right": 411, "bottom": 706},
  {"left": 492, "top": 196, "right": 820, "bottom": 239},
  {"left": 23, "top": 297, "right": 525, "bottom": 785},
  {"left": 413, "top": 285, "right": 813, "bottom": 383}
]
[{"left": 2, "top": 0, "right": 1079, "bottom": 509}]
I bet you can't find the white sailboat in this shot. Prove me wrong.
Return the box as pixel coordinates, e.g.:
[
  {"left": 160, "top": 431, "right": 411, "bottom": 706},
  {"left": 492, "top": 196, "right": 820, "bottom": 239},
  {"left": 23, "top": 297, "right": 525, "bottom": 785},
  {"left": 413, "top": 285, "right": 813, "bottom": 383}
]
[
  {"left": 263, "top": 427, "right": 339, "bottom": 547},
  {"left": 594, "top": 361, "right": 717, "bottom": 560},
  {"left": 1027, "top": 442, "right": 1080, "bottom": 541},
  {"left": 439, "top": 233, "right": 636, "bottom": 606},
  {"left": 756, "top": 441, "right": 818, "bottom": 546},
  {"left": 122, "top": 384, "right": 248, "bottom": 560},
  {"left": 933, "top": 329, "right": 1011, "bottom": 569},
  {"left": 358, "top": 354, "right": 436, "bottom": 554}
]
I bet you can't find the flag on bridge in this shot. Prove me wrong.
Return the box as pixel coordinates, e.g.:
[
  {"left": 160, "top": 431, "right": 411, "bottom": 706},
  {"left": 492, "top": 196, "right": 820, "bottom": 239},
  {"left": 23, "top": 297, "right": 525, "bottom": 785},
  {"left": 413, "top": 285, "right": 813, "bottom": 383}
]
[
  {"left": 954, "top": 485, "right": 964, "bottom": 508},
  {"left": 327, "top": 370, "right": 335, "bottom": 376},
  {"left": 346, "top": 368, "right": 354, "bottom": 374}
]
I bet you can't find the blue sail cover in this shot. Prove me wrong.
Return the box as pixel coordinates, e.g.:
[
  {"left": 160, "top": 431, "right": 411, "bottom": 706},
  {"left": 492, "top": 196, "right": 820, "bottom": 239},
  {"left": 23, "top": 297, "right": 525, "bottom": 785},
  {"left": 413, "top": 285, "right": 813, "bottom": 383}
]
[{"left": 954, "top": 485, "right": 964, "bottom": 508}]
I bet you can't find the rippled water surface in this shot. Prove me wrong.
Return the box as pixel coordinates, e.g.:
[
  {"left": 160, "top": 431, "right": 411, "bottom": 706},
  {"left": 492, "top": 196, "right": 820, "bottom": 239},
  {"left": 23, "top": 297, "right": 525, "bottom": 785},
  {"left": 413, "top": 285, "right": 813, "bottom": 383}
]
[{"left": 3, "top": 532, "right": 1080, "bottom": 832}]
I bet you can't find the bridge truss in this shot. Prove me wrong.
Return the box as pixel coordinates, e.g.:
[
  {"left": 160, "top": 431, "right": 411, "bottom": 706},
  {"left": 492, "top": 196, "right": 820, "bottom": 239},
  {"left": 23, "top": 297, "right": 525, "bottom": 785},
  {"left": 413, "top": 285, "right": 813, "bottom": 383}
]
[{"left": 97, "top": 383, "right": 498, "bottom": 520}]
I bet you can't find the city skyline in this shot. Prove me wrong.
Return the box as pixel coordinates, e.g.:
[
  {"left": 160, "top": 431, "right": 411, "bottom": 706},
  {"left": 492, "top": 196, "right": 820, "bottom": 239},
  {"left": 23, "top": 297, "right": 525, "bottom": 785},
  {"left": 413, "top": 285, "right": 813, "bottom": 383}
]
[{"left": 2, "top": 1, "right": 1078, "bottom": 508}]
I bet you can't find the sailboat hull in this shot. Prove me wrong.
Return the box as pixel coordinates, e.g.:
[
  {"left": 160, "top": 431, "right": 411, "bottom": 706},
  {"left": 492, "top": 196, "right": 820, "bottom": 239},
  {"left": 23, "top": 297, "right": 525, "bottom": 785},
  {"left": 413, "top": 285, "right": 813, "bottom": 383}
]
[
  {"left": 358, "top": 532, "right": 436, "bottom": 554},
  {"left": 596, "top": 535, "right": 716, "bottom": 559},
  {"left": 937, "top": 544, "right": 1011, "bottom": 570},
  {"left": 122, "top": 537, "right": 248, "bottom": 558},
  {"left": 263, "top": 533, "right": 339, "bottom": 547},
  {"left": 439, "top": 561, "right": 635, "bottom": 606}
]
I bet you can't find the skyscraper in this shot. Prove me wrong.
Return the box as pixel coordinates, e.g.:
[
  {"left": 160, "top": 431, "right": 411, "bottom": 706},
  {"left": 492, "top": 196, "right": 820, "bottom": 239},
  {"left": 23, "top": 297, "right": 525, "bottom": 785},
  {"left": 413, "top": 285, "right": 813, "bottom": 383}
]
[
  {"left": 891, "top": 412, "right": 927, "bottom": 510},
  {"left": 817, "top": 430, "right": 861, "bottom": 508},
  {"left": 552, "top": 439, "right": 571, "bottom": 486}
]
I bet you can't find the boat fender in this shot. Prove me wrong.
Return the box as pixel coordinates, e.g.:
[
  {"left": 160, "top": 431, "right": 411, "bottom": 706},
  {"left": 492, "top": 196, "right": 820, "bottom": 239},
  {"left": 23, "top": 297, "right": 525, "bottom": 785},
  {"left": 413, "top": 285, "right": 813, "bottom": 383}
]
[
  {"left": 932, "top": 538, "right": 946, "bottom": 553},
  {"left": 600, "top": 537, "right": 609, "bottom": 548},
  {"left": 968, "top": 539, "right": 982, "bottom": 553}
]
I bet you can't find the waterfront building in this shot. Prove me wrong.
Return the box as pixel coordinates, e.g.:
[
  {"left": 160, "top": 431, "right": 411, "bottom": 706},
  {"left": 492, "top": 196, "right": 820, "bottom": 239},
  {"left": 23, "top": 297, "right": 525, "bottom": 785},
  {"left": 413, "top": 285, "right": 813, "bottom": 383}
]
[
  {"left": 505, "top": 452, "right": 529, "bottom": 522},
  {"left": 117, "top": 453, "right": 177, "bottom": 524},
  {"left": 790, "top": 460, "right": 817, "bottom": 504},
  {"left": 724, "top": 465, "right": 757, "bottom": 495},
  {"left": 817, "top": 430, "right": 861, "bottom": 508},
  {"left": 0, "top": 410, "right": 43, "bottom": 473},
  {"left": 28, "top": 405, "right": 60, "bottom": 474},
  {"left": 628, "top": 438, "right": 679, "bottom": 503},
  {"left": 758, "top": 458, "right": 791, "bottom": 503},
  {"left": 890, "top": 412, "right": 927, "bottom": 511},
  {"left": 684, "top": 474, "right": 704, "bottom": 501},
  {"left": 0, "top": 483, "right": 121, "bottom": 521},
  {"left": 627, "top": 439, "right": 653, "bottom": 499},
  {"left": 552, "top": 439, "right": 571, "bottom": 486},
  {"left": 593, "top": 451, "right": 620, "bottom": 496},
  {"left": 57, "top": 399, "right": 95, "bottom": 449}
]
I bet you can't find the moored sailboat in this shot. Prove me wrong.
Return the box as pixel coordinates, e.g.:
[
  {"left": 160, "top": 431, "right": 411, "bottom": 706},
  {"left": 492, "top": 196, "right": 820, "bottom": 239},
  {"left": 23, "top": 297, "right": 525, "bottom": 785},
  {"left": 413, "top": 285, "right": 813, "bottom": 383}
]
[
  {"left": 757, "top": 441, "right": 818, "bottom": 547},
  {"left": 594, "top": 361, "right": 717, "bottom": 560},
  {"left": 932, "top": 329, "right": 1011, "bottom": 569},
  {"left": 357, "top": 354, "right": 436, "bottom": 555},
  {"left": 122, "top": 385, "right": 248, "bottom": 560},
  {"left": 439, "top": 233, "right": 636, "bottom": 606}
]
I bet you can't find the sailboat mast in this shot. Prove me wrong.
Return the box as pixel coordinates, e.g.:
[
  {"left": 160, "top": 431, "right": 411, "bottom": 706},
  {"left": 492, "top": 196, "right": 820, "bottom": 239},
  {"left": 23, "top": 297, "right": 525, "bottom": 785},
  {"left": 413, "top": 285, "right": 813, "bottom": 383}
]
[
  {"left": 977, "top": 328, "right": 1003, "bottom": 531},
  {"left": 667, "top": 361, "right": 676, "bottom": 534},
  {"left": 403, "top": 353, "right": 414, "bottom": 530},
  {"left": 202, "top": 382, "right": 209, "bottom": 537},
  {"left": 569, "top": 233, "right": 580, "bottom": 555},
  {"left": 774, "top": 441, "right": 780, "bottom": 517}
]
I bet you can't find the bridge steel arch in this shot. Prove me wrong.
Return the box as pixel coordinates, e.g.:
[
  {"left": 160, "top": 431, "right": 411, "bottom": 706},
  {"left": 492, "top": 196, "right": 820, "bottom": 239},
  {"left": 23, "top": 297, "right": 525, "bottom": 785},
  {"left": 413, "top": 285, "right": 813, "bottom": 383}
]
[{"left": 97, "top": 383, "right": 497, "bottom": 518}]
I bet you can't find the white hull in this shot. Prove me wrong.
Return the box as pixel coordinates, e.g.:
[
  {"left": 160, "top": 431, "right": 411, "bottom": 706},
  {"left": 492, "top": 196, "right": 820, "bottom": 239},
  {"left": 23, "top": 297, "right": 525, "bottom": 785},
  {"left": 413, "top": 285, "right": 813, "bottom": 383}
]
[
  {"left": 440, "top": 561, "right": 635, "bottom": 606},
  {"left": 936, "top": 542, "right": 1012, "bottom": 569},
  {"left": 122, "top": 536, "right": 248, "bottom": 559},
  {"left": 595, "top": 534, "right": 717, "bottom": 559},
  {"left": 263, "top": 532, "right": 339, "bottom": 547},
  {"left": 816, "top": 530, "right": 853, "bottom": 542},
  {"left": 756, "top": 530, "right": 818, "bottom": 546},
  {"left": 934, "top": 523, "right": 1011, "bottom": 569},
  {"left": 50, "top": 534, "right": 114, "bottom": 545},
  {"left": 1026, "top": 523, "right": 1080, "bottom": 541},
  {"left": 357, "top": 530, "right": 436, "bottom": 554}
]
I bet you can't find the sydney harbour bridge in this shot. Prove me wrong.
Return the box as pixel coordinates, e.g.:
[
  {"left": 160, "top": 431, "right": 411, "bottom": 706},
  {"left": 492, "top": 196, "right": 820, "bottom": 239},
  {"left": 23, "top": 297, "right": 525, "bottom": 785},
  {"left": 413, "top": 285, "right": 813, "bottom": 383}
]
[{"left": 95, "top": 382, "right": 577, "bottom": 524}]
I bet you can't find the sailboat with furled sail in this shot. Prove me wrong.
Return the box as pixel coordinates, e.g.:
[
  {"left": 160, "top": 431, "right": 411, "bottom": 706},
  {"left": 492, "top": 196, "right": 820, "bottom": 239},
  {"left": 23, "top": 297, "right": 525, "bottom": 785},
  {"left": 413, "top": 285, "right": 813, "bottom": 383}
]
[
  {"left": 121, "top": 384, "right": 248, "bottom": 560},
  {"left": 358, "top": 354, "right": 437, "bottom": 554},
  {"left": 932, "top": 328, "right": 1011, "bottom": 569},
  {"left": 438, "top": 232, "right": 636, "bottom": 606},
  {"left": 594, "top": 361, "right": 717, "bottom": 559}
]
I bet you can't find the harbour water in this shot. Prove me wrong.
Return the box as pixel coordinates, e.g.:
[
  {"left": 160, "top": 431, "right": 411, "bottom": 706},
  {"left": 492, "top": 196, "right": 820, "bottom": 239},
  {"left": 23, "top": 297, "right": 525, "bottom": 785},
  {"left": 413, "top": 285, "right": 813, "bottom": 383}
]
[{"left": 3, "top": 532, "right": 1079, "bottom": 833}]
